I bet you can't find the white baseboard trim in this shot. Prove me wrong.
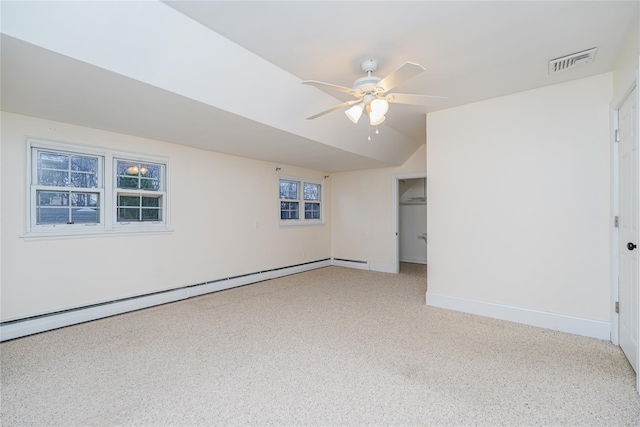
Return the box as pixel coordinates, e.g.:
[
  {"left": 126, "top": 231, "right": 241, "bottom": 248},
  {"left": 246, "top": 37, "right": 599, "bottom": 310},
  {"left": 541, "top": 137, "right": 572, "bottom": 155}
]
[
  {"left": 0, "top": 259, "right": 331, "bottom": 342},
  {"left": 331, "top": 258, "right": 396, "bottom": 274},
  {"left": 400, "top": 258, "right": 427, "bottom": 265},
  {"left": 426, "top": 291, "right": 610, "bottom": 340},
  {"left": 369, "top": 262, "right": 396, "bottom": 274},
  {"left": 331, "top": 258, "right": 370, "bottom": 270}
]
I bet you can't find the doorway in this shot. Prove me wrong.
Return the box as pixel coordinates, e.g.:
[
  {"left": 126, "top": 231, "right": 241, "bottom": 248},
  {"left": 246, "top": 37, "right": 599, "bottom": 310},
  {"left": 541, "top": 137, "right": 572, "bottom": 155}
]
[{"left": 392, "top": 172, "right": 427, "bottom": 274}]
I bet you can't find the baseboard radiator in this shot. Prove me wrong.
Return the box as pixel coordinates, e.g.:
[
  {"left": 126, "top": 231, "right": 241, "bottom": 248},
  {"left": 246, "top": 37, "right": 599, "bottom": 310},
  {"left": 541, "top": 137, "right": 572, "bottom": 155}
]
[
  {"left": 0, "top": 258, "right": 331, "bottom": 342},
  {"left": 331, "top": 258, "right": 370, "bottom": 270}
]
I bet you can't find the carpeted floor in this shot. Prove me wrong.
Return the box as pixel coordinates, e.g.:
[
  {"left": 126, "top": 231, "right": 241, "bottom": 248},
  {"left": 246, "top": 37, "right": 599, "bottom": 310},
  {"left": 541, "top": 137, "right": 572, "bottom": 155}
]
[{"left": 1, "top": 263, "right": 639, "bottom": 426}]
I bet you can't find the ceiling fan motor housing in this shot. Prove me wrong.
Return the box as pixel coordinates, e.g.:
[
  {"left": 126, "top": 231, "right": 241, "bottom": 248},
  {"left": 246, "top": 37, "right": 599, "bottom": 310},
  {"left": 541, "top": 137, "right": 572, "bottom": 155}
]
[{"left": 352, "top": 76, "right": 382, "bottom": 95}]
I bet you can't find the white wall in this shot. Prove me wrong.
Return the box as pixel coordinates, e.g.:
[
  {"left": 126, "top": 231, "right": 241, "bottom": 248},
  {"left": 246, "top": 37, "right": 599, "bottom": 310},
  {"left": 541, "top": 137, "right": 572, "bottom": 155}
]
[
  {"left": 426, "top": 73, "right": 613, "bottom": 338},
  {"left": 331, "top": 145, "right": 426, "bottom": 272},
  {"left": 0, "top": 112, "right": 331, "bottom": 322},
  {"left": 612, "top": 21, "right": 639, "bottom": 101}
]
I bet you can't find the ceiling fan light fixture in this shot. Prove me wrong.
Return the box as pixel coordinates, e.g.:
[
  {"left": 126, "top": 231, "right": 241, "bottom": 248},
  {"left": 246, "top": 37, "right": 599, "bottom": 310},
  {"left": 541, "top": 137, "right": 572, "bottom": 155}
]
[
  {"left": 345, "top": 103, "right": 364, "bottom": 123},
  {"left": 370, "top": 98, "right": 389, "bottom": 115},
  {"left": 369, "top": 112, "right": 386, "bottom": 126}
]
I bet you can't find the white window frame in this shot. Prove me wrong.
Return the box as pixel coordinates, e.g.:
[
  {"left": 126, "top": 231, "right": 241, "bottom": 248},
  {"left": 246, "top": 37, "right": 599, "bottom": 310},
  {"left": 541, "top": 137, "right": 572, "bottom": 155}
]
[
  {"left": 278, "top": 175, "right": 324, "bottom": 227},
  {"left": 24, "top": 138, "right": 171, "bottom": 239}
]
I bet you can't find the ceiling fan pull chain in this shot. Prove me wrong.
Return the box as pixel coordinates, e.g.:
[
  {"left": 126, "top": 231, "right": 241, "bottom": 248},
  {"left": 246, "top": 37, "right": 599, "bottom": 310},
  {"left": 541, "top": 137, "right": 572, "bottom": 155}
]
[{"left": 368, "top": 124, "right": 372, "bottom": 141}]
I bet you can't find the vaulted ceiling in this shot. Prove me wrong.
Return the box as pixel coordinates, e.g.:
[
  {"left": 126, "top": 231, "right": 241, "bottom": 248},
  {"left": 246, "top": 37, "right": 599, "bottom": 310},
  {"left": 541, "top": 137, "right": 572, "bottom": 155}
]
[{"left": 2, "top": 1, "right": 638, "bottom": 172}]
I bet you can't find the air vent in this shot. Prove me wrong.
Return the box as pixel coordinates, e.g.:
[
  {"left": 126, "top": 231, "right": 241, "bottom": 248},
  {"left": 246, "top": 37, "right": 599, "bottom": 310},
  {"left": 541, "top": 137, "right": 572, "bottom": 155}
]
[{"left": 548, "top": 47, "right": 597, "bottom": 74}]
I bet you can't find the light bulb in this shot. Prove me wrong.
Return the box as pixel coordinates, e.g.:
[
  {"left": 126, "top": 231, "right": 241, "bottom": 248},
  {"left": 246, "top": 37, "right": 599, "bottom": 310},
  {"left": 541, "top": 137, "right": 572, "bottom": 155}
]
[
  {"left": 139, "top": 167, "right": 148, "bottom": 175},
  {"left": 345, "top": 103, "right": 364, "bottom": 124},
  {"left": 126, "top": 165, "right": 139, "bottom": 175}
]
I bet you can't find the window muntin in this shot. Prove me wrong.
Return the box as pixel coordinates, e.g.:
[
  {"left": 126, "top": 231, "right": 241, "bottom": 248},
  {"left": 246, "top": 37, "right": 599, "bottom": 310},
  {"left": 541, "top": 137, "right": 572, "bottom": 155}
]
[
  {"left": 116, "top": 161, "right": 162, "bottom": 191},
  {"left": 279, "top": 177, "right": 323, "bottom": 225},
  {"left": 117, "top": 194, "right": 163, "bottom": 222},
  {"left": 27, "top": 139, "right": 169, "bottom": 237},
  {"left": 36, "top": 191, "right": 100, "bottom": 224},
  {"left": 37, "top": 151, "right": 99, "bottom": 188}
]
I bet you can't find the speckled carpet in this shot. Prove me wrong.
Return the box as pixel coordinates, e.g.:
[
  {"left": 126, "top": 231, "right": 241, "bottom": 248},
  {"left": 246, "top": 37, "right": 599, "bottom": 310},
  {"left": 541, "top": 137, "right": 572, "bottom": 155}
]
[{"left": 1, "top": 263, "right": 639, "bottom": 426}]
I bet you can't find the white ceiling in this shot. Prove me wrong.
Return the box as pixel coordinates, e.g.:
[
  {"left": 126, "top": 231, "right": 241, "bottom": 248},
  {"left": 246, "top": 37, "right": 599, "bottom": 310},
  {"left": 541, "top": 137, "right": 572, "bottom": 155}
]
[
  {"left": 2, "top": 1, "right": 638, "bottom": 172},
  {"left": 165, "top": 1, "right": 638, "bottom": 141}
]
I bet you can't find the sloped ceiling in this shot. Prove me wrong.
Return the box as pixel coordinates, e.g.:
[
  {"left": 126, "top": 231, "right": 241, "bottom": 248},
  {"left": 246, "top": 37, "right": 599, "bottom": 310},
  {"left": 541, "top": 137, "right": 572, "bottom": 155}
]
[{"left": 2, "top": 1, "right": 638, "bottom": 172}]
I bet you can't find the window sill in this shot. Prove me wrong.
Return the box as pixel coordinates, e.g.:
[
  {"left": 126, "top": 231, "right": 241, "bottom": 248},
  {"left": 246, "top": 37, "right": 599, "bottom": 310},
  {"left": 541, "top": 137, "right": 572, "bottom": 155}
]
[
  {"left": 278, "top": 221, "right": 325, "bottom": 228},
  {"left": 20, "top": 227, "right": 174, "bottom": 241}
]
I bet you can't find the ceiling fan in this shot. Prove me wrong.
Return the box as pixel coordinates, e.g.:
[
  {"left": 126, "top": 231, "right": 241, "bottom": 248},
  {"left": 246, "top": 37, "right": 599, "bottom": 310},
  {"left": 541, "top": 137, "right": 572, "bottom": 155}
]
[{"left": 302, "top": 59, "right": 446, "bottom": 126}]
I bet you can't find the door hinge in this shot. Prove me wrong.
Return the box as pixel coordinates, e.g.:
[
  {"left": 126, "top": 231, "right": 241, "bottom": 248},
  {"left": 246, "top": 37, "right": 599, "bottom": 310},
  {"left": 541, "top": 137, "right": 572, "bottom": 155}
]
[
  {"left": 615, "top": 301, "right": 619, "bottom": 314},
  {"left": 615, "top": 129, "right": 620, "bottom": 143},
  {"left": 614, "top": 216, "right": 619, "bottom": 227}
]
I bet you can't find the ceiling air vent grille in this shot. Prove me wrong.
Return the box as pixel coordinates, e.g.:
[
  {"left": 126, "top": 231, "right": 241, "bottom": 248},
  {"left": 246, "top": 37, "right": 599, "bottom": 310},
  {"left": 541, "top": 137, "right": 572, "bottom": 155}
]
[{"left": 548, "top": 47, "right": 597, "bottom": 74}]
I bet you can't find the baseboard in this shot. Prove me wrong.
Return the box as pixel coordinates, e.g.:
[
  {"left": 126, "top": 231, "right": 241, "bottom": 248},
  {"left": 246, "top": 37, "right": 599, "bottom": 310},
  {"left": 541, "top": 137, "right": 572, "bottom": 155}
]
[
  {"left": 331, "top": 258, "right": 396, "bottom": 274},
  {"left": 369, "top": 262, "right": 396, "bottom": 274},
  {"left": 0, "top": 259, "right": 331, "bottom": 342},
  {"left": 399, "top": 258, "right": 427, "bottom": 265},
  {"left": 331, "top": 258, "right": 370, "bottom": 270},
  {"left": 426, "top": 291, "right": 610, "bottom": 340}
]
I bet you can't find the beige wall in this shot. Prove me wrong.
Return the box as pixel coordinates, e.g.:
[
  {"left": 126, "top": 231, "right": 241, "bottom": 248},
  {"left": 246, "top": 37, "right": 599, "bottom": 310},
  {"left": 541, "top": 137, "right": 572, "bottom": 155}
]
[
  {"left": 1, "top": 112, "right": 331, "bottom": 321},
  {"left": 426, "top": 73, "right": 613, "bottom": 323},
  {"left": 331, "top": 145, "right": 426, "bottom": 271}
]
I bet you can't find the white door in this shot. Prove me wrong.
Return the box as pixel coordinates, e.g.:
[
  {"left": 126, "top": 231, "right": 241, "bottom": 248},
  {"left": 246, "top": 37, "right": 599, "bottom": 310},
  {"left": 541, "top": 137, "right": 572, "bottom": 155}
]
[{"left": 619, "top": 86, "right": 638, "bottom": 373}]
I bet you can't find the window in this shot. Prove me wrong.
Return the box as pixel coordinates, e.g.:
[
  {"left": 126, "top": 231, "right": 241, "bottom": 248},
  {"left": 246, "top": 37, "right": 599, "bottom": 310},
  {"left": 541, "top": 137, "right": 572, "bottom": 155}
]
[
  {"left": 279, "top": 177, "right": 323, "bottom": 225},
  {"left": 114, "top": 159, "right": 165, "bottom": 225},
  {"left": 27, "top": 138, "right": 169, "bottom": 237}
]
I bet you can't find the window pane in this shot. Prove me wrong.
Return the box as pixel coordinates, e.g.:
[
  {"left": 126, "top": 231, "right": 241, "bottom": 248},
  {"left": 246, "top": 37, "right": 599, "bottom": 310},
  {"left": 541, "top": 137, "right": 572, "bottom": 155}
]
[
  {"left": 117, "top": 161, "right": 138, "bottom": 176},
  {"left": 72, "top": 193, "right": 98, "bottom": 207},
  {"left": 37, "top": 207, "right": 70, "bottom": 224},
  {"left": 119, "top": 195, "right": 140, "bottom": 207},
  {"left": 38, "top": 169, "right": 69, "bottom": 186},
  {"left": 141, "top": 164, "right": 161, "bottom": 179},
  {"left": 141, "top": 208, "right": 161, "bottom": 221},
  {"left": 70, "top": 172, "right": 98, "bottom": 188},
  {"left": 38, "top": 152, "right": 69, "bottom": 170},
  {"left": 305, "top": 203, "right": 320, "bottom": 219},
  {"left": 142, "top": 195, "right": 161, "bottom": 207},
  {"left": 72, "top": 207, "right": 99, "bottom": 224},
  {"left": 117, "top": 176, "right": 139, "bottom": 189},
  {"left": 304, "top": 183, "right": 320, "bottom": 201},
  {"left": 140, "top": 178, "right": 160, "bottom": 191},
  {"left": 71, "top": 156, "right": 97, "bottom": 173},
  {"left": 118, "top": 208, "right": 140, "bottom": 221},
  {"left": 279, "top": 181, "right": 298, "bottom": 200},
  {"left": 38, "top": 191, "right": 69, "bottom": 207}
]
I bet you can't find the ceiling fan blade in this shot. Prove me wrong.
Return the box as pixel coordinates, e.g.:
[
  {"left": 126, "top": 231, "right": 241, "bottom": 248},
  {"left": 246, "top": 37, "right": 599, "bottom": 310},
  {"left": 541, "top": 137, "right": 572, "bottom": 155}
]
[
  {"left": 385, "top": 93, "right": 448, "bottom": 106},
  {"left": 377, "top": 62, "right": 426, "bottom": 93},
  {"left": 306, "top": 100, "right": 361, "bottom": 120},
  {"left": 302, "top": 80, "right": 355, "bottom": 95}
]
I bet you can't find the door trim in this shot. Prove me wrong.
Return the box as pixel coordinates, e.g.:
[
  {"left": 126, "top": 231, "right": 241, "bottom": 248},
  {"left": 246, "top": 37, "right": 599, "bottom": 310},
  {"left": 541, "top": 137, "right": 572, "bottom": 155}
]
[{"left": 610, "top": 64, "right": 639, "bottom": 393}]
